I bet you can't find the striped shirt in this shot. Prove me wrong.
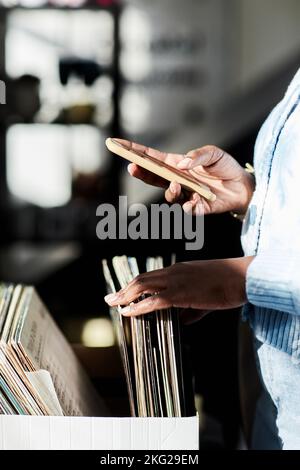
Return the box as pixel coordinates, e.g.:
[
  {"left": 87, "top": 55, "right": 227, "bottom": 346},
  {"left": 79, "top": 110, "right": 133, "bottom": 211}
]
[{"left": 242, "top": 67, "right": 300, "bottom": 361}]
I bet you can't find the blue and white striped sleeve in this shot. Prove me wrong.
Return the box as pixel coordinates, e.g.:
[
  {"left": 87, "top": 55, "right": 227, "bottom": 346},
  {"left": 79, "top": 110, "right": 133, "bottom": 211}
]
[{"left": 246, "top": 250, "right": 300, "bottom": 315}]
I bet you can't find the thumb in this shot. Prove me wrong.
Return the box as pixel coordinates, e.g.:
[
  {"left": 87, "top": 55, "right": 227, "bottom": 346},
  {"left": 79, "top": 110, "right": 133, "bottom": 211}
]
[{"left": 177, "top": 145, "right": 224, "bottom": 170}]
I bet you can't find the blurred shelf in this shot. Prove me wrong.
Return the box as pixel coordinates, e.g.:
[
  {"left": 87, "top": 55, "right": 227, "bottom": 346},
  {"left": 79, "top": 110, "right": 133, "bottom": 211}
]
[
  {"left": 0, "top": 0, "right": 122, "bottom": 240},
  {"left": 2, "top": 121, "right": 112, "bottom": 129},
  {"left": 0, "top": 241, "right": 81, "bottom": 284},
  {"left": 0, "top": 6, "right": 118, "bottom": 13},
  {"left": 0, "top": 1, "right": 119, "bottom": 11}
]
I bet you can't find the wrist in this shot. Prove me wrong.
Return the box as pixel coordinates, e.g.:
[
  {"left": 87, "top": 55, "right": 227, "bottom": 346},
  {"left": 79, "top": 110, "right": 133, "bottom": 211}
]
[
  {"left": 224, "top": 256, "right": 255, "bottom": 307},
  {"left": 234, "top": 171, "right": 255, "bottom": 215}
]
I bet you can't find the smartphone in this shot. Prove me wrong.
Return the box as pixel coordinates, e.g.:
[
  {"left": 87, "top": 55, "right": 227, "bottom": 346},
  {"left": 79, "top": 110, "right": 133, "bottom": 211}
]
[{"left": 106, "top": 138, "right": 216, "bottom": 202}]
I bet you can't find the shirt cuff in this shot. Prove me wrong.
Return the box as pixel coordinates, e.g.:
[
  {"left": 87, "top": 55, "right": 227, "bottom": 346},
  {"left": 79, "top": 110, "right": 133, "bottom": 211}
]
[{"left": 246, "top": 250, "right": 300, "bottom": 315}]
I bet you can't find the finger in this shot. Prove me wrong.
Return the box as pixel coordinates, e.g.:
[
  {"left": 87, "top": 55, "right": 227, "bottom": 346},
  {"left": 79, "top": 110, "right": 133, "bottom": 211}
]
[
  {"left": 128, "top": 163, "right": 168, "bottom": 188},
  {"left": 194, "top": 198, "right": 205, "bottom": 216},
  {"left": 190, "top": 192, "right": 205, "bottom": 216},
  {"left": 120, "top": 293, "right": 172, "bottom": 317},
  {"left": 165, "top": 181, "right": 182, "bottom": 203},
  {"left": 181, "top": 194, "right": 205, "bottom": 216},
  {"left": 182, "top": 200, "right": 193, "bottom": 214},
  {"left": 177, "top": 145, "right": 225, "bottom": 170},
  {"left": 104, "top": 271, "right": 168, "bottom": 306}
]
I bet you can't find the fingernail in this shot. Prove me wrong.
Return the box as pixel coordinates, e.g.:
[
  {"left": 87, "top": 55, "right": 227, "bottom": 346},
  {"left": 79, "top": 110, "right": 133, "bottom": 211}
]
[
  {"left": 195, "top": 201, "right": 204, "bottom": 216},
  {"left": 104, "top": 293, "right": 119, "bottom": 304},
  {"left": 170, "top": 181, "right": 178, "bottom": 193},
  {"left": 184, "top": 202, "right": 193, "bottom": 213},
  {"left": 120, "top": 305, "right": 133, "bottom": 316},
  {"left": 177, "top": 158, "right": 192, "bottom": 169}
]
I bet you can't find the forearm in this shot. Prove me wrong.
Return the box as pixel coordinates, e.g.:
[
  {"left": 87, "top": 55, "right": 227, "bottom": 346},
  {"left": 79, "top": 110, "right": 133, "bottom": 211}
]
[
  {"left": 105, "top": 256, "right": 255, "bottom": 316},
  {"left": 221, "top": 256, "right": 255, "bottom": 307}
]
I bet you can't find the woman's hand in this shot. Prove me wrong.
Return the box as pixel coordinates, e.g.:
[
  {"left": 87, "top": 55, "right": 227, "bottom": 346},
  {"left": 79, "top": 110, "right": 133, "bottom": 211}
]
[
  {"left": 116, "top": 139, "right": 255, "bottom": 216},
  {"left": 104, "top": 257, "right": 254, "bottom": 318}
]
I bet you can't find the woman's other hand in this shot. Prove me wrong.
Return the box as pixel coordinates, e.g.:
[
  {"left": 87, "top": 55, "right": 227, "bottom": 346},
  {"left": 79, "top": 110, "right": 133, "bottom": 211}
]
[{"left": 104, "top": 257, "right": 254, "bottom": 318}]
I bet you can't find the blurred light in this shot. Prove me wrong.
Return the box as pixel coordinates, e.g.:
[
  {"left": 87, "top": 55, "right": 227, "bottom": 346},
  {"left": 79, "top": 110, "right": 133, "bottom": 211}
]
[
  {"left": 19, "top": 0, "right": 47, "bottom": 6},
  {"left": 70, "top": 125, "right": 102, "bottom": 174},
  {"left": 81, "top": 318, "right": 115, "bottom": 347},
  {"left": 7, "top": 124, "right": 72, "bottom": 208},
  {"left": 120, "top": 51, "right": 151, "bottom": 82},
  {"left": 0, "top": 0, "right": 18, "bottom": 6},
  {"left": 6, "top": 10, "right": 113, "bottom": 87},
  {"left": 120, "top": 7, "right": 152, "bottom": 82},
  {"left": 6, "top": 11, "right": 65, "bottom": 79},
  {"left": 92, "top": 75, "right": 114, "bottom": 127},
  {"left": 121, "top": 87, "right": 150, "bottom": 133},
  {"left": 50, "top": 0, "right": 85, "bottom": 6},
  {"left": 69, "top": 10, "right": 114, "bottom": 65},
  {"left": 120, "top": 7, "right": 151, "bottom": 45},
  {"left": 7, "top": 124, "right": 105, "bottom": 207}
]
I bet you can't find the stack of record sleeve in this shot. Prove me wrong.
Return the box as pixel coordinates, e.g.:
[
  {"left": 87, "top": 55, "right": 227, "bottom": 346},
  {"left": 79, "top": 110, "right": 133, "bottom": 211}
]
[
  {"left": 0, "top": 284, "right": 107, "bottom": 416},
  {"left": 102, "top": 256, "right": 189, "bottom": 418}
]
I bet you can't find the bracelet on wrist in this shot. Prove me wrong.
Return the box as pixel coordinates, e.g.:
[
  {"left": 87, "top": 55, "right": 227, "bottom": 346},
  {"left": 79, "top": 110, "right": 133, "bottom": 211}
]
[{"left": 230, "top": 163, "right": 255, "bottom": 222}]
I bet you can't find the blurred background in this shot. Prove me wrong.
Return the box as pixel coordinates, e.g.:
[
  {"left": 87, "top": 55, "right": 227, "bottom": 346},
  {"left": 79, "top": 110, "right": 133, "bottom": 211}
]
[{"left": 0, "top": 0, "right": 300, "bottom": 448}]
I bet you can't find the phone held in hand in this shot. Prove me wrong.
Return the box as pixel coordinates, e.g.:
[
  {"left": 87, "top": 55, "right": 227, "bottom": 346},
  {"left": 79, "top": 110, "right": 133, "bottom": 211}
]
[{"left": 106, "top": 138, "right": 216, "bottom": 202}]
